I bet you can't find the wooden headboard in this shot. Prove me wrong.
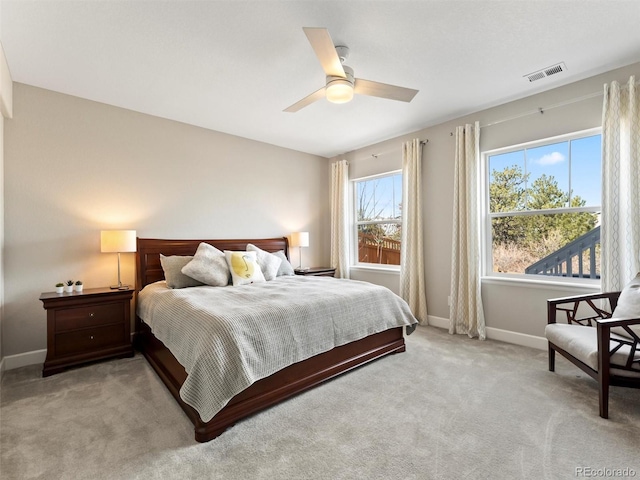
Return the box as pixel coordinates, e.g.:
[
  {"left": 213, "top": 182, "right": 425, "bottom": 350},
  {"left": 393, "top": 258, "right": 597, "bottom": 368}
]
[{"left": 136, "top": 237, "right": 289, "bottom": 291}]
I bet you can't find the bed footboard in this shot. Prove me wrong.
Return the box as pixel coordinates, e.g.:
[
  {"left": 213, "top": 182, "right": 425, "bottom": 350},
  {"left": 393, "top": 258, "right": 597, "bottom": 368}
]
[{"left": 137, "top": 320, "right": 405, "bottom": 442}]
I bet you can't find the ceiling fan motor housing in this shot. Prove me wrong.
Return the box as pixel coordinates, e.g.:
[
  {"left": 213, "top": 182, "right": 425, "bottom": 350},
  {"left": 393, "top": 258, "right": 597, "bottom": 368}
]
[{"left": 327, "top": 65, "right": 354, "bottom": 87}]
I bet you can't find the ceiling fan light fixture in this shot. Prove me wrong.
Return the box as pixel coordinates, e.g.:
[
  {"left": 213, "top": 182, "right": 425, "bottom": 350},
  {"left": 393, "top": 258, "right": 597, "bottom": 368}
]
[{"left": 326, "top": 79, "right": 354, "bottom": 104}]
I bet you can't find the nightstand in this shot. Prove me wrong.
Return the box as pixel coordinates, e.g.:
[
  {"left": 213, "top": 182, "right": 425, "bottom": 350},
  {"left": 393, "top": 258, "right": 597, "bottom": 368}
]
[
  {"left": 294, "top": 267, "right": 336, "bottom": 277},
  {"left": 40, "top": 287, "right": 134, "bottom": 377}
]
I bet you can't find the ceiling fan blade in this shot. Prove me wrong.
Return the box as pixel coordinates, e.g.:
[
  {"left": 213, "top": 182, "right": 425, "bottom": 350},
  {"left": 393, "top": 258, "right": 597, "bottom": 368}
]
[
  {"left": 303, "top": 27, "right": 346, "bottom": 78},
  {"left": 283, "top": 87, "right": 326, "bottom": 113},
  {"left": 354, "top": 78, "right": 418, "bottom": 102}
]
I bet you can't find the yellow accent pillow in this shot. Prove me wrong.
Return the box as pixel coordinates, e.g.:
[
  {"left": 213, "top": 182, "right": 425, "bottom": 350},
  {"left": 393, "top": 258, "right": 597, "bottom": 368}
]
[{"left": 224, "top": 250, "right": 266, "bottom": 286}]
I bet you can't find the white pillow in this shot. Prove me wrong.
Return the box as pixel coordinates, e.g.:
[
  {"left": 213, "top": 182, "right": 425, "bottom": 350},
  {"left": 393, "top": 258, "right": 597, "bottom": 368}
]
[
  {"left": 611, "top": 272, "right": 640, "bottom": 339},
  {"left": 613, "top": 272, "right": 640, "bottom": 318},
  {"left": 224, "top": 250, "right": 266, "bottom": 286},
  {"left": 181, "top": 243, "right": 230, "bottom": 287},
  {"left": 272, "top": 251, "right": 295, "bottom": 276},
  {"left": 246, "top": 244, "right": 282, "bottom": 281}
]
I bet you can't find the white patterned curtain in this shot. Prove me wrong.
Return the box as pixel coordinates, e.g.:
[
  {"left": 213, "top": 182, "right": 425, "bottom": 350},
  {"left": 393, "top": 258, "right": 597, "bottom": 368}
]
[
  {"left": 601, "top": 76, "right": 640, "bottom": 292},
  {"left": 331, "top": 159, "right": 350, "bottom": 278},
  {"left": 400, "top": 139, "right": 428, "bottom": 323},
  {"left": 449, "top": 122, "right": 486, "bottom": 339}
]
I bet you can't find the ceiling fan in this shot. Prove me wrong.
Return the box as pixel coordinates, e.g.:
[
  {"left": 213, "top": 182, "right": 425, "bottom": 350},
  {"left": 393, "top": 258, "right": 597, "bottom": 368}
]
[{"left": 284, "top": 27, "right": 419, "bottom": 113}]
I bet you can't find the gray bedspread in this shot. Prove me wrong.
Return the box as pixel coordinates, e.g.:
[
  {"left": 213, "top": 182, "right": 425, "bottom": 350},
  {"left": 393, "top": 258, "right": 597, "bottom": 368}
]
[{"left": 137, "top": 276, "right": 417, "bottom": 422}]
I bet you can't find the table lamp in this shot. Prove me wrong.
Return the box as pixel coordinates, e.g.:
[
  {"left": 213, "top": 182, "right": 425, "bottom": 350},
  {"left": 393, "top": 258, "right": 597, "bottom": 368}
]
[
  {"left": 101, "top": 230, "right": 136, "bottom": 289},
  {"left": 290, "top": 231, "right": 309, "bottom": 270}
]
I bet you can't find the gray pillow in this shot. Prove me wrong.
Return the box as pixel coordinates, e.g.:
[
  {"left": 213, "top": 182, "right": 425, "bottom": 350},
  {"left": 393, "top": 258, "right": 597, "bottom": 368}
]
[
  {"left": 273, "top": 250, "right": 295, "bottom": 276},
  {"left": 160, "top": 254, "right": 204, "bottom": 289},
  {"left": 246, "top": 244, "right": 282, "bottom": 281},
  {"left": 181, "top": 242, "right": 230, "bottom": 287}
]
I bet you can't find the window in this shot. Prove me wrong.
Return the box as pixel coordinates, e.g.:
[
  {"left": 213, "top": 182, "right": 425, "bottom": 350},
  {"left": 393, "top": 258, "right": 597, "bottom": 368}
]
[
  {"left": 484, "top": 128, "right": 601, "bottom": 281},
  {"left": 353, "top": 171, "right": 402, "bottom": 266}
]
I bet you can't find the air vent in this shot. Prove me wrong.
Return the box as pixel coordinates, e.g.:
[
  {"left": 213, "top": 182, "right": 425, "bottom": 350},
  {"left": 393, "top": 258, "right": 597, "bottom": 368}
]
[{"left": 524, "top": 62, "right": 567, "bottom": 82}]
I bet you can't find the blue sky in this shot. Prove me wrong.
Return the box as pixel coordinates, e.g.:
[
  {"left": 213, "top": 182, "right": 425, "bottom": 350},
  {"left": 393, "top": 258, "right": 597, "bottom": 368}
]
[
  {"left": 489, "top": 134, "right": 601, "bottom": 209},
  {"left": 357, "top": 173, "right": 402, "bottom": 220}
]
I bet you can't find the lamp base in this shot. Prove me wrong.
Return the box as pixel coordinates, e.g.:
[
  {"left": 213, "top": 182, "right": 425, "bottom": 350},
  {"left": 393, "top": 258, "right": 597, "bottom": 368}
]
[{"left": 110, "top": 284, "right": 130, "bottom": 290}]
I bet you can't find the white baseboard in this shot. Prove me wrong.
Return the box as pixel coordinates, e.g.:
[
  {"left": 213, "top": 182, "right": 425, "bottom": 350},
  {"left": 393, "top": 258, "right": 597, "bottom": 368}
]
[
  {"left": 2, "top": 349, "right": 46, "bottom": 371},
  {"left": 485, "top": 326, "right": 547, "bottom": 350},
  {"left": 427, "top": 315, "right": 449, "bottom": 329},
  {"left": 426, "top": 315, "right": 546, "bottom": 350}
]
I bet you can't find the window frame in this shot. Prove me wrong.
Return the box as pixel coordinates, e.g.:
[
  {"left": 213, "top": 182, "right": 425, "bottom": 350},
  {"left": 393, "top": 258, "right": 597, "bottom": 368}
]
[
  {"left": 351, "top": 170, "right": 403, "bottom": 271},
  {"left": 481, "top": 127, "right": 602, "bottom": 285}
]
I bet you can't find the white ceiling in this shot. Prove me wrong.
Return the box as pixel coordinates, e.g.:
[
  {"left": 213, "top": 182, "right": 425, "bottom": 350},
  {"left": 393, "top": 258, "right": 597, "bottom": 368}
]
[{"left": 2, "top": 1, "right": 640, "bottom": 158}]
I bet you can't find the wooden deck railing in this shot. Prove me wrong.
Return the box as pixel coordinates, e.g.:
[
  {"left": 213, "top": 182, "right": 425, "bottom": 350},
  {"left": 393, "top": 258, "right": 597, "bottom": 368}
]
[{"left": 525, "top": 226, "right": 600, "bottom": 279}]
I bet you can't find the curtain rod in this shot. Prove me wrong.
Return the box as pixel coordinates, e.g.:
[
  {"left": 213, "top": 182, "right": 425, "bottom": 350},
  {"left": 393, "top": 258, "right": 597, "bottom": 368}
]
[
  {"left": 361, "top": 88, "right": 605, "bottom": 145},
  {"left": 368, "top": 139, "right": 427, "bottom": 159},
  {"left": 479, "top": 90, "right": 604, "bottom": 129},
  {"left": 441, "top": 88, "right": 605, "bottom": 136}
]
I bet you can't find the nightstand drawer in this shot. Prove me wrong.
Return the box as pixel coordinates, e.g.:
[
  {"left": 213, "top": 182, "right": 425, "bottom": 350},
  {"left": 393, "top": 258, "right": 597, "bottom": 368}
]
[
  {"left": 55, "top": 303, "right": 124, "bottom": 332},
  {"left": 55, "top": 324, "right": 126, "bottom": 356}
]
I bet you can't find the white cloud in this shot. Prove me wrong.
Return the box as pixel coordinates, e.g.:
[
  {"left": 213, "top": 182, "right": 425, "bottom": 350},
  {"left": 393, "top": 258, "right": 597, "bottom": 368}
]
[{"left": 536, "top": 151, "right": 565, "bottom": 165}]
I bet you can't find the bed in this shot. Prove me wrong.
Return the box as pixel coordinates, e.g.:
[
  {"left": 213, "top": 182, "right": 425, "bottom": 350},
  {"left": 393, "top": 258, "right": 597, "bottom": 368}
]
[{"left": 135, "top": 237, "right": 416, "bottom": 442}]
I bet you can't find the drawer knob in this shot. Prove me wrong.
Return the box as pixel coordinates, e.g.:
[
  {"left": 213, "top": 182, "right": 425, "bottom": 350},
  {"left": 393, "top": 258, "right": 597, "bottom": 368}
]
[
  {"left": 90, "top": 335, "right": 94, "bottom": 340},
  {"left": 89, "top": 313, "right": 95, "bottom": 317}
]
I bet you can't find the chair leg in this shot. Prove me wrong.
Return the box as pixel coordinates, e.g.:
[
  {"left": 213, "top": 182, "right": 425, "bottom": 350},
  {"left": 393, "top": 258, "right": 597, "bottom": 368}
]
[
  {"left": 599, "top": 380, "right": 609, "bottom": 419},
  {"left": 597, "top": 324, "right": 611, "bottom": 419},
  {"left": 548, "top": 345, "right": 555, "bottom": 372}
]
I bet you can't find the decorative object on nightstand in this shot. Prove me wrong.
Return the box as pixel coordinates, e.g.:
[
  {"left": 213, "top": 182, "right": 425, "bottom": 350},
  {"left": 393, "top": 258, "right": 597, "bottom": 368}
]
[
  {"left": 74, "top": 280, "right": 83, "bottom": 292},
  {"left": 64, "top": 280, "right": 74, "bottom": 293},
  {"left": 55, "top": 283, "right": 64, "bottom": 294},
  {"left": 101, "top": 230, "right": 136, "bottom": 290},
  {"left": 294, "top": 267, "right": 336, "bottom": 277},
  {"left": 40, "top": 287, "right": 134, "bottom": 377},
  {"left": 290, "top": 231, "right": 309, "bottom": 270}
]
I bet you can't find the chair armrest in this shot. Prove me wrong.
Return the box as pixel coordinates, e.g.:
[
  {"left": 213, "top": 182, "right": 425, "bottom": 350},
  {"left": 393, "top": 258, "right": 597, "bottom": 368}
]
[
  {"left": 547, "top": 291, "right": 620, "bottom": 306},
  {"left": 595, "top": 316, "right": 640, "bottom": 328},
  {"left": 547, "top": 291, "right": 621, "bottom": 326}
]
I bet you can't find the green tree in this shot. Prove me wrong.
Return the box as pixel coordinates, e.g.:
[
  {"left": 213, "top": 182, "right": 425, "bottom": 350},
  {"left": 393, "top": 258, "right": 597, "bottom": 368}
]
[
  {"left": 528, "top": 174, "right": 567, "bottom": 209},
  {"left": 490, "top": 165, "right": 597, "bottom": 259},
  {"left": 489, "top": 165, "right": 528, "bottom": 245},
  {"left": 489, "top": 165, "right": 528, "bottom": 213}
]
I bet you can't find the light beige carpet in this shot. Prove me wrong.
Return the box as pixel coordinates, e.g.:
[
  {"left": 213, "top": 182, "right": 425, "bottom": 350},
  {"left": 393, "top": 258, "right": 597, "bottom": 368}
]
[{"left": 1, "top": 326, "right": 639, "bottom": 480}]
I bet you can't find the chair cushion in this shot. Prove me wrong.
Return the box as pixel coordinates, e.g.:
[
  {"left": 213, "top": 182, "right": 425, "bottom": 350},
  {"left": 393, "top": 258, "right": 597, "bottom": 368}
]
[
  {"left": 611, "top": 272, "right": 640, "bottom": 340},
  {"left": 545, "top": 323, "right": 640, "bottom": 378}
]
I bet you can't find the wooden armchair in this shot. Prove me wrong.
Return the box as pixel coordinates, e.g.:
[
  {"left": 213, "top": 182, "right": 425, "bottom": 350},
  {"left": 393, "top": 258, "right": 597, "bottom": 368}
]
[{"left": 546, "top": 291, "right": 640, "bottom": 418}]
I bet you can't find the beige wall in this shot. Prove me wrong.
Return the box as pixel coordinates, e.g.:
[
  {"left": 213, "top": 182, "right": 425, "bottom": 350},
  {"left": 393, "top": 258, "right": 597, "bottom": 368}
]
[
  {"left": 4, "top": 84, "right": 330, "bottom": 358},
  {"left": 338, "top": 61, "right": 640, "bottom": 341}
]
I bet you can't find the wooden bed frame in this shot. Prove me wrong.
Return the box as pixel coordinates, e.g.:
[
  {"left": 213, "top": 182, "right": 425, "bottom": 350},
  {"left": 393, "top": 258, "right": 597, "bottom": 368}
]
[{"left": 135, "top": 237, "right": 407, "bottom": 442}]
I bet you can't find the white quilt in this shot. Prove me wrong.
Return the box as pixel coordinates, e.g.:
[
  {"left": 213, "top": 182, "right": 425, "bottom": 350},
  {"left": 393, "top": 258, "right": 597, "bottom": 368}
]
[{"left": 137, "top": 276, "right": 417, "bottom": 422}]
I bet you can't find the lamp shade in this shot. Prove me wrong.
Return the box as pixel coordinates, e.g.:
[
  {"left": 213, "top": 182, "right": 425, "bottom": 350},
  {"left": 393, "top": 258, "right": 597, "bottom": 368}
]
[
  {"left": 290, "top": 231, "right": 309, "bottom": 248},
  {"left": 101, "top": 230, "right": 136, "bottom": 253},
  {"left": 325, "top": 79, "right": 354, "bottom": 104}
]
